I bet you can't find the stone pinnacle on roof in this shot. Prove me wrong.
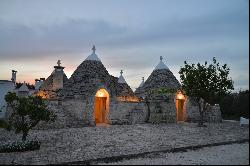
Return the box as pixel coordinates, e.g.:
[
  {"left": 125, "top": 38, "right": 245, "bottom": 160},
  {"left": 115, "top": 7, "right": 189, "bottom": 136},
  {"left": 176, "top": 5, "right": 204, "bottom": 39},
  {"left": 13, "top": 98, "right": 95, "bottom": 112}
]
[
  {"left": 154, "top": 56, "right": 170, "bottom": 71},
  {"left": 118, "top": 70, "right": 127, "bottom": 84},
  {"left": 57, "top": 60, "right": 61, "bottom": 66},
  {"left": 139, "top": 77, "right": 145, "bottom": 87},
  {"left": 85, "top": 45, "right": 101, "bottom": 62}
]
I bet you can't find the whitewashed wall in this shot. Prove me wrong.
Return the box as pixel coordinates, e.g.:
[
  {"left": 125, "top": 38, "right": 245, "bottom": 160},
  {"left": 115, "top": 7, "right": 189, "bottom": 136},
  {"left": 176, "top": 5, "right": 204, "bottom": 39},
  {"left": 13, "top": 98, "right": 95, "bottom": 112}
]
[{"left": 0, "top": 81, "right": 15, "bottom": 119}]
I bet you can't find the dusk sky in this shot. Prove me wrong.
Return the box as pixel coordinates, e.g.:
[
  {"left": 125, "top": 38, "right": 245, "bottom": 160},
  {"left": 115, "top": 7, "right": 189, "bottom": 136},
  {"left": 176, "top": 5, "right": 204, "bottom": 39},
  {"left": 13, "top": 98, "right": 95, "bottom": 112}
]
[{"left": 0, "top": 0, "right": 249, "bottom": 91}]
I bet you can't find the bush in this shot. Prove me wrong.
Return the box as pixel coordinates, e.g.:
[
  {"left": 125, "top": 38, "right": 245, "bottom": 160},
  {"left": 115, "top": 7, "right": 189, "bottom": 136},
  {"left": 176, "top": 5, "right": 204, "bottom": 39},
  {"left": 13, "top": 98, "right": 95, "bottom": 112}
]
[
  {"left": 220, "top": 90, "right": 249, "bottom": 120},
  {"left": 4, "top": 92, "right": 56, "bottom": 141},
  {"left": 0, "top": 140, "right": 40, "bottom": 153}
]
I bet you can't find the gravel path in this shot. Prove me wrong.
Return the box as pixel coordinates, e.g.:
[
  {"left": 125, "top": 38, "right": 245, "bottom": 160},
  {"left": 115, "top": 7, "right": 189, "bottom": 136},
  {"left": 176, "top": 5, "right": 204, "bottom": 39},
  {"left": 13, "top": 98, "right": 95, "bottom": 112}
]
[
  {"left": 0, "top": 121, "right": 248, "bottom": 165},
  {"left": 97, "top": 143, "right": 249, "bottom": 165}
]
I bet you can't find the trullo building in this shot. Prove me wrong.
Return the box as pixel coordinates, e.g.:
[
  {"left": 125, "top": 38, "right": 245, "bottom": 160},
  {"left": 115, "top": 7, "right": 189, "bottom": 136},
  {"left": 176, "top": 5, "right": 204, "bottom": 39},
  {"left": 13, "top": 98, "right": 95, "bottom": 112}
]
[{"left": 34, "top": 46, "right": 222, "bottom": 128}]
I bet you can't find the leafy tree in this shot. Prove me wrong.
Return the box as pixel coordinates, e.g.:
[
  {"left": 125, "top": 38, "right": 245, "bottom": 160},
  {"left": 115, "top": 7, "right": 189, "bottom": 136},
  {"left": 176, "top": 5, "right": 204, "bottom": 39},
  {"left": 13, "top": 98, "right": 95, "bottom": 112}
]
[
  {"left": 4, "top": 92, "right": 56, "bottom": 141},
  {"left": 179, "top": 57, "right": 234, "bottom": 126}
]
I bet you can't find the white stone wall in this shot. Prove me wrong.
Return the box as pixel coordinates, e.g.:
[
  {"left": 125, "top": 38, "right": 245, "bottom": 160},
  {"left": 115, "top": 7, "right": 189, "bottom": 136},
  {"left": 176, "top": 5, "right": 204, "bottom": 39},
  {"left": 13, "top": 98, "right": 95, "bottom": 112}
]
[{"left": 0, "top": 81, "right": 15, "bottom": 119}]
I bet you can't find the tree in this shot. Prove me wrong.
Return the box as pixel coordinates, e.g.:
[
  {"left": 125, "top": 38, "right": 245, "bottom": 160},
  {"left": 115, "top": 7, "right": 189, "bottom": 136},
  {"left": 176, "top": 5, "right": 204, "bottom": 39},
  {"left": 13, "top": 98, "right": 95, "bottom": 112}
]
[
  {"left": 220, "top": 90, "right": 249, "bottom": 119},
  {"left": 179, "top": 57, "right": 234, "bottom": 126},
  {"left": 4, "top": 92, "right": 56, "bottom": 141}
]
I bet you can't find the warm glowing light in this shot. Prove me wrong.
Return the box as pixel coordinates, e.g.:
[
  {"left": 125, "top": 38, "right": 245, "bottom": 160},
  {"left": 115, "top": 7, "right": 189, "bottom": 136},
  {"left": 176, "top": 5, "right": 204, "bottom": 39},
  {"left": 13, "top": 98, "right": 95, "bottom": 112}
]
[
  {"left": 34, "top": 90, "right": 48, "bottom": 99},
  {"left": 117, "top": 96, "right": 139, "bottom": 102},
  {"left": 98, "top": 92, "right": 104, "bottom": 97},
  {"left": 176, "top": 93, "right": 185, "bottom": 100},
  {"left": 95, "top": 89, "right": 109, "bottom": 97}
]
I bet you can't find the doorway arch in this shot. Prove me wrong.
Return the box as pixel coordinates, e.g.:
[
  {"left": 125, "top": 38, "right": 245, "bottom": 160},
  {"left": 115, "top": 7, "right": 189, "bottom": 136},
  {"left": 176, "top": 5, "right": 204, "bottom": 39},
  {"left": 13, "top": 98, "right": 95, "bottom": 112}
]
[
  {"left": 176, "top": 91, "right": 186, "bottom": 121},
  {"left": 93, "top": 88, "right": 110, "bottom": 124}
]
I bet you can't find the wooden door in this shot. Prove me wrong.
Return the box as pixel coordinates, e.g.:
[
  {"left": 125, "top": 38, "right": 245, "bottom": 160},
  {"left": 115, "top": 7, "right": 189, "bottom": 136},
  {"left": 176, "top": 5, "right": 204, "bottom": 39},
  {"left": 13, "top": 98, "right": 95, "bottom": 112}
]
[
  {"left": 177, "top": 99, "right": 184, "bottom": 121},
  {"left": 94, "top": 97, "right": 107, "bottom": 123}
]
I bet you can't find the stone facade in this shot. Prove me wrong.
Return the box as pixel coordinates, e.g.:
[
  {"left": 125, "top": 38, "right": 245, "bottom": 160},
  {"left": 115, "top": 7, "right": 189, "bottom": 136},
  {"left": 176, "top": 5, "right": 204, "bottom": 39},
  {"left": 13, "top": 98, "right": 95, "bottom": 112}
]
[
  {"left": 109, "top": 101, "right": 147, "bottom": 125},
  {"left": 32, "top": 51, "right": 222, "bottom": 128},
  {"left": 34, "top": 98, "right": 147, "bottom": 128},
  {"left": 146, "top": 93, "right": 177, "bottom": 123}
]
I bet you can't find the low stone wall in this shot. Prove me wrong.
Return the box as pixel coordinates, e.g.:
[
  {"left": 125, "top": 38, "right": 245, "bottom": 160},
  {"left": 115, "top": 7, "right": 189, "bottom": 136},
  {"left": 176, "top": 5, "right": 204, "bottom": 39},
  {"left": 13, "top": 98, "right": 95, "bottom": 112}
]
[
  {"left": 186, "top": 99, "right": 200, "bottom": 122},
  {"left": 35, "top": 100, "right": 88, "bottom": 130},
  {"left": 186, "top": 99, "right": 222, "bottom": 123},
  {"left": 147, "top": 93, "right": 176, "bottom": 123},
  {"left": 205, "top": 105, "right": 222, "bottom": 123},
  {"left": 109, "top": 101, "right": 147, "bottom": 125}
]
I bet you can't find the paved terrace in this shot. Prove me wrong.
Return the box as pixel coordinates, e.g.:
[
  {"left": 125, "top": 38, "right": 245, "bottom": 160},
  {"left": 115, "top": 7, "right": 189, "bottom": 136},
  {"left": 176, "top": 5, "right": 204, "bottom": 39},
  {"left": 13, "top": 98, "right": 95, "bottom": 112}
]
[{"left": 0, "top": 121, "right": 249, "bottom": 165}]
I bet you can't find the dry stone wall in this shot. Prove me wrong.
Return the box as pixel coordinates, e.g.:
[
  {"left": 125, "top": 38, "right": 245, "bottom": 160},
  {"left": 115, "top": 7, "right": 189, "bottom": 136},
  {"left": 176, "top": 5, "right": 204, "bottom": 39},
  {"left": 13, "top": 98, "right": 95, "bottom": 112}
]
[
  {"left": 147, "top": 93, "right": 176, "bottom": 123},
  {"left": 109, "top": 101, "right": 147, "bottom": 125},
  {"left": 186, "top": 98, "right": 222, "bottom": 123},
  {"left": 35, "top": 100, "right": 88, "bottom": 130}
]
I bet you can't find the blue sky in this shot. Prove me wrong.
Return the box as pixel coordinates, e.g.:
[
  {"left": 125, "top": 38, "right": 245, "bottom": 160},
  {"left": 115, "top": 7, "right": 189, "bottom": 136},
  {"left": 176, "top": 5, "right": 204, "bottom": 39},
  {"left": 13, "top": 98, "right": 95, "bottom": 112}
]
[{"left": 0, "top": 0, "right": 249, "bottom": 91}]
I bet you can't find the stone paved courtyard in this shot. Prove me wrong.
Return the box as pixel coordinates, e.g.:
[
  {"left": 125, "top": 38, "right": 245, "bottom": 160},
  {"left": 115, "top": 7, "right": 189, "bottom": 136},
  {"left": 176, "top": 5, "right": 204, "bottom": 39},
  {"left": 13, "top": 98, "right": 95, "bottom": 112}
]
[
  {"left": 97, "top": 143, "right": 249, "bottom": 165},
  {"left": 0, "top": 121, "right": 249, "bottom": 165}
]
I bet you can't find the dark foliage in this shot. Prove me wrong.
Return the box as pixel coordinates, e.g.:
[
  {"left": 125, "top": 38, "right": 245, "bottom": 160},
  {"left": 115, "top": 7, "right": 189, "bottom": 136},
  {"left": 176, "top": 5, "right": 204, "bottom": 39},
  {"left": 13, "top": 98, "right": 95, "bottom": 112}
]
[
  {"left": 220, "top": 90, "right": 249, "bottom": 120},
  {"left": 3, "top": 92, "right": 56, "bottom": 141},
  {"left": 0, "top": 140, "right": 40, "bottom": 153},
  {"left": 179, "top": 57, "right": 234, "bottom": 126}
]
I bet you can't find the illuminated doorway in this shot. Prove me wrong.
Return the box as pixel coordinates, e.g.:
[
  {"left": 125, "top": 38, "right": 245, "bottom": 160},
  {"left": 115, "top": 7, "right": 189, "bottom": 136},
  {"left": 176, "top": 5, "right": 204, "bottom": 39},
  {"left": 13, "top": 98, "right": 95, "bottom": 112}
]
[
  {"left": 176, "top": 92, "right": 185, "bottom": 121},
  {"left": 94, "top": 89, "right": 109, "bottom": 123}
]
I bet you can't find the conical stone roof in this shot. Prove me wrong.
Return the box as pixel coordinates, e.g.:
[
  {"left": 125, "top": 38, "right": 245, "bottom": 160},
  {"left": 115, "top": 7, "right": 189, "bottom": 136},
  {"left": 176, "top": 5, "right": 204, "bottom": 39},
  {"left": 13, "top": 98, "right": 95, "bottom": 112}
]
[
  {"left": 63, "top": 46, "right": 135, "bottom": 99},
  {"left": 135, "top": 56, "right": 181, "bottom": 97},
  {"left": 143, "top": 69, "right": 181, "bottom": 91}
]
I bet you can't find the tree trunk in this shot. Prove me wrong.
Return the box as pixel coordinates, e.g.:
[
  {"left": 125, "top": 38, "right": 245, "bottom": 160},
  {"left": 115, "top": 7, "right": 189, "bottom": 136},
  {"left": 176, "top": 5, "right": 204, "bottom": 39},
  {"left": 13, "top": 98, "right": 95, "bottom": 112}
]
[
  {"left": 22, "top": 131, "right": 28, "bottom": 142},
  {"left": 145, "top": 100, "right": 151, "bottom": 122},
  {"left": 198, "top": 98, "right": 206, "bottom": 127}
]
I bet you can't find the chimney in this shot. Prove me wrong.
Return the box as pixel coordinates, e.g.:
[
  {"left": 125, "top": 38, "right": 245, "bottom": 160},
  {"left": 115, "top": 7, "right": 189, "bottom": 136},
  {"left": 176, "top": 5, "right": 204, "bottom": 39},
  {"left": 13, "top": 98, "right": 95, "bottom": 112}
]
[
  {"left": 53, "top": 60, "right": 65, "bottom": 90},
  {"left": 11, "top": 70, "right": 17, "bottom": 83}
]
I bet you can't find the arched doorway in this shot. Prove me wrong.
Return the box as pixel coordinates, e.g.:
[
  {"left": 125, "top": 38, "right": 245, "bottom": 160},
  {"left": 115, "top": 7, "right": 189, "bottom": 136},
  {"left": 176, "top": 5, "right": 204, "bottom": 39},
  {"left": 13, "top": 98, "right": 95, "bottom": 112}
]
[
  {"left": 94, "top": 89, "right": 109, "bottom": 124},
  {"left": 176, "top": 91, "right": 186, "bottom": 121}
]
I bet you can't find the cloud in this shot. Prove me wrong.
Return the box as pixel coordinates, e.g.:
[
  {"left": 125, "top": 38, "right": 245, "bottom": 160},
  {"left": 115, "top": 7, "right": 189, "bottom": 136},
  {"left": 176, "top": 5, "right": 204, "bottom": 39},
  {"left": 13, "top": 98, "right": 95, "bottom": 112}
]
[
  {"left": 0, "top": 2, "right": 248, "bottom": 91},
  {"left": 0, "top": 19, "right": 127, "bottom": 59},
  {"left": 0, "top": 6, "right": 248, "bottom": 60}
]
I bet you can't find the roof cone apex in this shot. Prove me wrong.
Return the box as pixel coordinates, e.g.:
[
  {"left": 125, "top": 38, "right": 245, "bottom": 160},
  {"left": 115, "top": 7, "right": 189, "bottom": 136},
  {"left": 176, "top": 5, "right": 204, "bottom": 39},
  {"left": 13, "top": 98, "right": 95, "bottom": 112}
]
[
  {"left": 154, "top": 56, "right": 169, "bottom": 71},
  {"left": 118, "top": 70, "right": 127, "bottom": 84},
  {"left": 85, "top": 45, "right": 101, "bottom": 61}
]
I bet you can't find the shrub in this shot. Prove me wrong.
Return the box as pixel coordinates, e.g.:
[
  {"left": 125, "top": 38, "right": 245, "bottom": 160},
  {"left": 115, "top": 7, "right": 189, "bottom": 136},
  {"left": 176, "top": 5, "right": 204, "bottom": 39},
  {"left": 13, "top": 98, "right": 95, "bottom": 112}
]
[{"left": 0, "top": 140, "right": 41, "bottom": 153}]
